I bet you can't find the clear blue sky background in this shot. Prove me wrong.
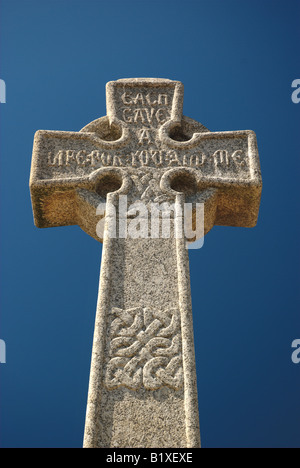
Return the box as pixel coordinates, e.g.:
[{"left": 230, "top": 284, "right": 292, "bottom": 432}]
[{"left": 0, "top": 0, "right": 299, "bottom": 448}]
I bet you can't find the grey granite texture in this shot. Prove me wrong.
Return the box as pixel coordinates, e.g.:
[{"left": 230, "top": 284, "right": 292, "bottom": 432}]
[{"left": 29, "top": 78, "right": 262, "bottom": 448}]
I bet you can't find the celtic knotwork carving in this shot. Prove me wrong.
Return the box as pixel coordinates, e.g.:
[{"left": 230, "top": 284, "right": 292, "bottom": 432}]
[
  {"left": 104, "top": 307, "right": 183, "bottom": 391},
  {"left": 130, "top": 171, "right": 173, "bottom": 204}
]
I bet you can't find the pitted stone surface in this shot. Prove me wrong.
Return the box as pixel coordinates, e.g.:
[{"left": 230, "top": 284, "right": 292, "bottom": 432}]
[{"left": 29, "top": 78, "right": 262, "bottom": 448}]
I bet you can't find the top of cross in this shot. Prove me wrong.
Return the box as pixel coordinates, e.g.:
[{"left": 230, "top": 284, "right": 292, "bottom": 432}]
[
  {"left": 29, "top": 78, "right": 262, "bottom": 240},
  {"left": 105, "top": 78, "right": 183, "bottom": 128}
]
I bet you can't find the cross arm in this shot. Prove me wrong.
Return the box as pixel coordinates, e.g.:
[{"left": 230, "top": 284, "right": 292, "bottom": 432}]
[
  {"left": 159, "top": 127, "right": 262, "bottom": 229},
  {"left": 29, "top": 127, "right": 130, "bottom": 233}
]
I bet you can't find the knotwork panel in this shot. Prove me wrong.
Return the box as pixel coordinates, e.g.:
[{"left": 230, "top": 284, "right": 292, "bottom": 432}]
[{"left": 104, "top": 306, "right": 184, "bottom": 391}]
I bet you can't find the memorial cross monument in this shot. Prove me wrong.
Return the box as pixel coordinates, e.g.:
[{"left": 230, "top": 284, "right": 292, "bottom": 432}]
[{"left": 30, "top": 78, "right": 262, "bottom": 448}]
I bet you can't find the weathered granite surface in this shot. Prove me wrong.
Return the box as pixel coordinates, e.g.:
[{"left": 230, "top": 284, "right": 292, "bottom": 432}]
[{"left": 30, "top": 78, "right": 262, "bottom": 448}]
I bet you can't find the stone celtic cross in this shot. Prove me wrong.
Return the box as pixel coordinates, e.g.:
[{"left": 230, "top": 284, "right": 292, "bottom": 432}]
[{"left": 30, "top": 78, "right": 262, "bottom": 448}]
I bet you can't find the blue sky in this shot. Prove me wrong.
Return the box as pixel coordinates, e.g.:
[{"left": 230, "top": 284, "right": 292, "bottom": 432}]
[{"left": 0, "top": 0, "right": 299, "bottom": 448}]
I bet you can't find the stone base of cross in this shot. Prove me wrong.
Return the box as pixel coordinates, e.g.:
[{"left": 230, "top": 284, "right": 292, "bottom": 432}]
[{"left": 30, "top": 78, "right": 262, "bottom": 448}]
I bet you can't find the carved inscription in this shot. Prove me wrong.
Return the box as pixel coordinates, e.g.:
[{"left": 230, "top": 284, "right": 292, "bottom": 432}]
[
  {"left": 121, "top": 91, "right": 168, "bottom": 106},
  {"left": 104, "top": 307, "right": 183, "bottom": 391},
  {"left": 120, "top": 91, "right": 170, "bottom": 125},
  {"left": 47, "top": 148, "right": 248, "bottom": 170}
]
